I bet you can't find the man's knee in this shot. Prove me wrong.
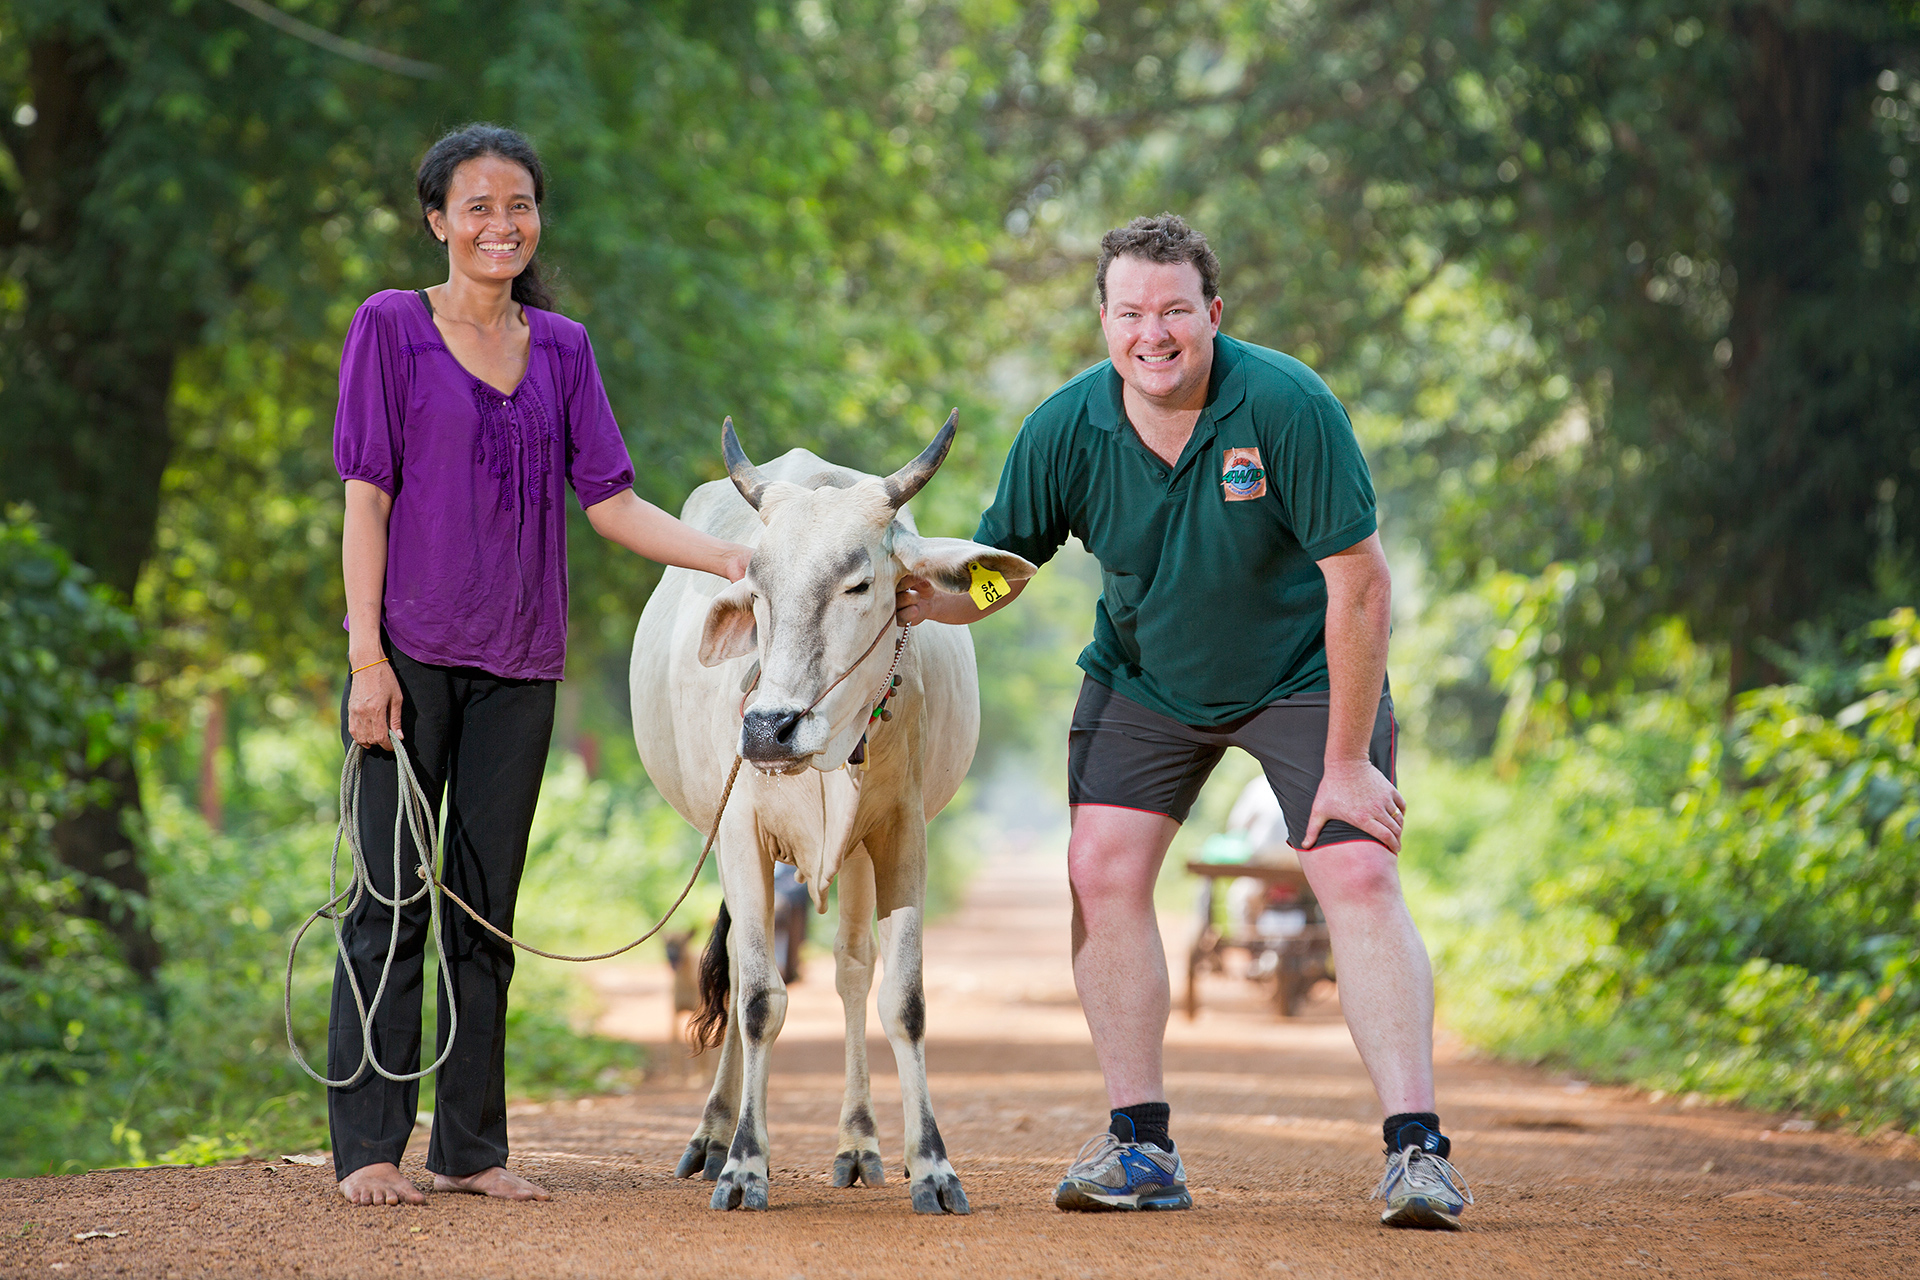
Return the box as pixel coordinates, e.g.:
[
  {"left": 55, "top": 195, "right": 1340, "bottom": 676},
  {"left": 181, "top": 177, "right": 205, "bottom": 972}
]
[
  {"left": 1306, "top": 841, "right": 1404, "bottom": 910},
  {"left": 1066, "top": 839, "right": 1154, "bottom": 911}
]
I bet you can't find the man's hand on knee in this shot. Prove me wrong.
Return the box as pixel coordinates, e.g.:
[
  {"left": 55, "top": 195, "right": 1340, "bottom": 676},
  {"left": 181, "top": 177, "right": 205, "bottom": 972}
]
[{"left": 1302, "top": 760, "right": 1405, "bottom": 853}]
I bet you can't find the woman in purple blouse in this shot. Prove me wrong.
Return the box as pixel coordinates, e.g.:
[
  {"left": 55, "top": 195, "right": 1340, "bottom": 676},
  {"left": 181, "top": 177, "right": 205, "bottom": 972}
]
[{"left": 330, "top": 124, "right": 750, "bottom": 1207}]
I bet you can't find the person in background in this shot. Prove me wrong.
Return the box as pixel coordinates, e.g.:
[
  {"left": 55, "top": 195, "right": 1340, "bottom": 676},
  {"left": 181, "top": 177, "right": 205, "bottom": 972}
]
[
  {"left": 895, "top": 215, "right": 1473, "bottom": 1229},
  {"left": 330, "top": 123, "right": 751, "bottom": 1206},
  {"left": 772, "top": 861, "right": 811, "bottom": 984}
]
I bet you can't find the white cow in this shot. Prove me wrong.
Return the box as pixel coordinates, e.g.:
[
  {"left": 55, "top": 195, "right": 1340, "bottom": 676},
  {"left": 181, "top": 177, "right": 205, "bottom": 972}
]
[{"left": 629, "top": 414, "right": 1035, "bottom": 1213}]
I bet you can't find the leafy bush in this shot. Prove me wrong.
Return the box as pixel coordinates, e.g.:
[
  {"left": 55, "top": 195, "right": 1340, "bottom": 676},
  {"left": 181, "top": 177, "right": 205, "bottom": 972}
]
[
  {"left": 0, "top": 510, "right": 156, "bottom": 1166},
  {"left": 1427, "top": 609, "right": 1920, "bottom": 1131},
  {"left": 0, "top": 508, "right": 143, "bottom": 855}
]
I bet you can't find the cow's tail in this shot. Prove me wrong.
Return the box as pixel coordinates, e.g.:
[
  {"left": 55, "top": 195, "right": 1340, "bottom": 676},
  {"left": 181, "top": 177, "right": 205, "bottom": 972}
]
[{"left": 687, "top": 901, "right": 731, "bottom": 1052}]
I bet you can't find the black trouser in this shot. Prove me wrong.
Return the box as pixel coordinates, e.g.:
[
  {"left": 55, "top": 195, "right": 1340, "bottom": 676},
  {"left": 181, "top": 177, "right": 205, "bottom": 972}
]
[{"left": 328, "top": 643, "right": 555, "bottom": 1180}]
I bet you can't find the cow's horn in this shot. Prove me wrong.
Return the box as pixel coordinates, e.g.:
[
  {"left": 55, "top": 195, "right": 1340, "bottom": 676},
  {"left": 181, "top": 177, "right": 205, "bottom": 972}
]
[
  {"left": 882, "top": 409, "right": 958, "bottom": 510},
  {"left": 722, "top": 417, "right": 769, "bottom": 510}
]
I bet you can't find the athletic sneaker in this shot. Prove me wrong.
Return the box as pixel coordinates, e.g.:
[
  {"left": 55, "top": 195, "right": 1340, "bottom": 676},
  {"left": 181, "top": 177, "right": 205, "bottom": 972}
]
[
  {"left": 1372, "top": 1145, "right": 1474, "bottom": 1229},
  {"left": 1052, "top": 1132, "right": 1192, "bottom": 1211}
]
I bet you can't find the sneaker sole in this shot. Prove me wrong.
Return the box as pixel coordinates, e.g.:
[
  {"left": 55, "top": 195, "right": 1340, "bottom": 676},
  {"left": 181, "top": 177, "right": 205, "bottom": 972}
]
[
  {"left": 1379, "top": 1198, "right": 1463, "bottom": 1230},
  {"left": 1053, "top": 1181, "right": 1193, "bottom": 1212}
]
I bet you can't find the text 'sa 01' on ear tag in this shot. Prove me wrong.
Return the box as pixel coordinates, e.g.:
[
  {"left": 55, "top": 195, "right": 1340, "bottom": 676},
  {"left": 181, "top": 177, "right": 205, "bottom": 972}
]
[{"left": 967, "top": 561, "right": 1010, "bottom": 611}]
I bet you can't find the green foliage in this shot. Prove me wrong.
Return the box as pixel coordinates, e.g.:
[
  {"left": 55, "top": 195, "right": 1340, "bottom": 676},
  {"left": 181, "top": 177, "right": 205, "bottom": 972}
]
[
  {"left": 0, "top": 508, "right": 142, "bottom": 857},
  {"left": 0, "top": 509, "right": 151, "bottom": 1113},
  {"left": 1426, "top": 609, "right": 1920, "bottom": 1131}
]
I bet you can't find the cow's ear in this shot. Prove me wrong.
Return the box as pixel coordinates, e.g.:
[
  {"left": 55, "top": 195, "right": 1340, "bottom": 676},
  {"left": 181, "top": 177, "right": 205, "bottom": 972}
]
[
  {"left": 699, "top": 579, "right": 758, "bottom": 666},
  {"left": 891, "top": 530, "right": 1038, "bottom": 596}
]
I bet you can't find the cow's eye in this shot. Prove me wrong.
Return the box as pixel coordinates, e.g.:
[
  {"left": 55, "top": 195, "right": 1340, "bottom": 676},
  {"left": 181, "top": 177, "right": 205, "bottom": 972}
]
[{"left": 846, "top": 582, "right": 871, "bottom": 595}]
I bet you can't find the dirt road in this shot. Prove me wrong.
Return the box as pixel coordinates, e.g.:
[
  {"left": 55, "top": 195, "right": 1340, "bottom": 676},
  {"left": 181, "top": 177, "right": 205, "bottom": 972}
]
[{"left": 5, "top": 844, "right": 1918, "bottom": 1278}]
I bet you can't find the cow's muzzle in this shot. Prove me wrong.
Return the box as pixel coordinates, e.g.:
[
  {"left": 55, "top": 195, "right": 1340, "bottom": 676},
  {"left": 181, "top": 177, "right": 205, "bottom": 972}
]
[{"left": 740, "top": 705, "right": 817, "bottom": 771}]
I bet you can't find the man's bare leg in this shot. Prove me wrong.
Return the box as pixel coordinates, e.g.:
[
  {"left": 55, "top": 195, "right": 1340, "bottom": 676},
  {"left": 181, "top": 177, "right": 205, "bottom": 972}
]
[
  {"left": 1296, "top": 838, "right": 1435, "bottom": 1113},
  {"left": 432, "top": 1166, "right": 552, "bottom": 1200},
  {"left": 1066, "top": 804, "right": 1182, "bottom": 1108},
  {"left": 338, "top": 1162, "right": 425, "bottom": 1205}
]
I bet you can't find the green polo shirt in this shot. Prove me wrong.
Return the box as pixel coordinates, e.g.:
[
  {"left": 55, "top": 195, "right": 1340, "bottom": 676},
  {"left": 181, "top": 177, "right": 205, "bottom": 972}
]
[{"left": 974, "top": 333, "right": 1376, "bottom": 727}]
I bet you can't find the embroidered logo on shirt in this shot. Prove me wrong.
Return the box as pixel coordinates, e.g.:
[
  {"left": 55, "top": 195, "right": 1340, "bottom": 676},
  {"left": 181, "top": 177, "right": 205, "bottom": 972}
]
[{"left": 1221, "top": 447, "right": 1267, "bottom": 501}]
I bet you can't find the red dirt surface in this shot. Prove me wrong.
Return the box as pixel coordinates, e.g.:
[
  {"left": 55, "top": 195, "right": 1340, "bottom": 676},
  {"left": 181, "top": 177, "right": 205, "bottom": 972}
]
[{"left": 5, "top": 847, "right": 1917, "bottom": 1278}]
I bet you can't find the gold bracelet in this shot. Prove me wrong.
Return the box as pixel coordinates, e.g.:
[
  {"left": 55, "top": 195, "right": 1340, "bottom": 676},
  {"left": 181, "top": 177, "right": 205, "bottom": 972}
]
[{"left": 350, "top": 656, "right": 390, "bottom": 675}]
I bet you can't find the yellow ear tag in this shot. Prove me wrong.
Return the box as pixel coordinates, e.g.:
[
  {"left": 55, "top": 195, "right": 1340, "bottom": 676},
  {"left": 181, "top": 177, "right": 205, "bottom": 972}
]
[{"left": 967, "top": 561, "right": 1011, "bottom": 611}]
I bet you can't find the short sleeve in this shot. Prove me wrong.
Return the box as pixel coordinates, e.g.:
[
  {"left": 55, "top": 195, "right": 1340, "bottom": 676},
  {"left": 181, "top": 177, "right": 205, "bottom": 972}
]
[
  {"left": 1270, "top": 392, "right": 1377, "bottom": 560},
  {"left": 333, "top": 299, "right": 407, "bottom": 494},
  {"left": 973, "top": 411, "right": 1071, "bottom": 568},
  {"left": 561, "top": 328, "right": 636, "bottom": 510}
]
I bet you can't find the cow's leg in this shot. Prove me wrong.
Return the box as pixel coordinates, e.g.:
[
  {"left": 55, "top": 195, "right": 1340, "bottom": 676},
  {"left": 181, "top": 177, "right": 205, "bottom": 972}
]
[
  {"left": 829, "top": 846, "right": 885, "bottom": 1188},
  {"left": 871, "top": 828, "right": 969, "bottom": 1216},
  {"left": 675, "top": 1002, "right": 742, "bottom": 1181},
  {"left": 709, "top": 851, "right": 786, "bottom": 1211}
]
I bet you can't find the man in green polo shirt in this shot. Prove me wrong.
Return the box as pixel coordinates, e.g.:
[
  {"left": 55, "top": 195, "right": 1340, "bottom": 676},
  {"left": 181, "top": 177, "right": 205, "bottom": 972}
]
[{"left": 896, "top": 215, "right": 1473, "bottom": 1229}]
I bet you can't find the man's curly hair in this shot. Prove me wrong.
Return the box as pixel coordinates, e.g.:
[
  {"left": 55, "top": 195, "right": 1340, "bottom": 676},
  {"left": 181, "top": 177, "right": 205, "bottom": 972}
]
[{"left": 1096, "top": 214, "right": 1221, "bottom": 308}]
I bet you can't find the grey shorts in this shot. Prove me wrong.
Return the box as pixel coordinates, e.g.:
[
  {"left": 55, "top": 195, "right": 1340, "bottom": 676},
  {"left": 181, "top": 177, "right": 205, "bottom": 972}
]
[{"left": 1066, "top": 677, "right": 1397, "bottom": 848}]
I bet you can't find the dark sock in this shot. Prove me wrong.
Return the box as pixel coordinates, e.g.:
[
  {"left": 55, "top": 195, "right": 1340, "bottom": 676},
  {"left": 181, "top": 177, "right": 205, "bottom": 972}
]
[
  {"left": 1383, "top": 1111, "right": 1449, "bottom": 1158},
  {"left": 1110, "top": 1103, "right": 1172, "bottom": 1151}
]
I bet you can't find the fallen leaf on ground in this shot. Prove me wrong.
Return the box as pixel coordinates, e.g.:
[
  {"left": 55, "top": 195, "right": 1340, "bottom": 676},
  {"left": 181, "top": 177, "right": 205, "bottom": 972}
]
[
  {"left": 283, "top": 1153, "right": 327, "bottom": 1167},
  {"left": 72, "top": 1229, "right": 126, "bottom": 1242}
]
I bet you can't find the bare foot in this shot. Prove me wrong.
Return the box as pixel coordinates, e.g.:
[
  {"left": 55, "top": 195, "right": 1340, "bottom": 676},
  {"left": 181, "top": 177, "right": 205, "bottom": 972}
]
[
  {"left": 433, "top": 1166, "right": 551, "bottom": 1200},
  {"left": 338, "top": 1163, "right": 425, "bottom": 1206}
]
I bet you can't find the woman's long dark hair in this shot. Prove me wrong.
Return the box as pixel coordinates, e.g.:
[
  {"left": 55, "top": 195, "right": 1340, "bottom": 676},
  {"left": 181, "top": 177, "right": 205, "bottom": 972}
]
[{"left": 416, "top": 123, "right": 555, "bottom": 312}]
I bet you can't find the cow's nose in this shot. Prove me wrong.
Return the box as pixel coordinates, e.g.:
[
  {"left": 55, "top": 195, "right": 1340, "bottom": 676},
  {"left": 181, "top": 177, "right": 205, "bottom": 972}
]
[{"left": 741, "top": 706, "right": 808, "bottom": 760}]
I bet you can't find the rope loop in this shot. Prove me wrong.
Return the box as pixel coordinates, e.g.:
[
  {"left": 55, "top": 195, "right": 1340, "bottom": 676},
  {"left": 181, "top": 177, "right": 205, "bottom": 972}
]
[{"left": 285, "top": 731, "right": 742, "bottom": 1089}]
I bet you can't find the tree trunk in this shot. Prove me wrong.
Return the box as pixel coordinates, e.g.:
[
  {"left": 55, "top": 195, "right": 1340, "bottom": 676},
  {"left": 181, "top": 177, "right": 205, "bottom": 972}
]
[
  {"left": 51, "top": 752, "right": 162, "bottom": 982},
  {"left": 1, "top": 32, "right": 188, "bottom": 981},
  {"left": 199, "top": 692, "right": 225, "bottom": 832},
  {"left": 1718, "top": 9, "right": 1871, "bottom": 687}
]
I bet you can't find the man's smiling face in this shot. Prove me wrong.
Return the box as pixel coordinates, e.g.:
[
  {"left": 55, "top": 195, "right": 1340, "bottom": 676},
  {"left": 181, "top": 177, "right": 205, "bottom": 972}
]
[{"left": 1099, "top": 254, "right": 1224, "bottom": 410}]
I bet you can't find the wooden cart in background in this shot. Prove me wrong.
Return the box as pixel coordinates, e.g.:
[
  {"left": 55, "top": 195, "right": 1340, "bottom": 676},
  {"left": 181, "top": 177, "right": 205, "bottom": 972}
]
[
  {"left": 1184, "top": 859, "right": 1332, "bottom": 1018},
  {"left": 1183, "top": 776, "right": 1333, "bottom": 1019}
]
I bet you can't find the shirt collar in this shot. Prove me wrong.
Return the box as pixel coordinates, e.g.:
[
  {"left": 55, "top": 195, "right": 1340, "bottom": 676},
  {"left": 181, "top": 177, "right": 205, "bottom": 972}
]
[{"left": 1088, "top": 331, "right": 1247, "bottom": 432}]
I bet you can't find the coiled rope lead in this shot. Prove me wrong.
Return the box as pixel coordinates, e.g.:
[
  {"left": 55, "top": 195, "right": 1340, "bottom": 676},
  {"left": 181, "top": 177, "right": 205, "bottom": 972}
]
[{"left": 284, "top": 732, "right": 744, "bottom": 1088}]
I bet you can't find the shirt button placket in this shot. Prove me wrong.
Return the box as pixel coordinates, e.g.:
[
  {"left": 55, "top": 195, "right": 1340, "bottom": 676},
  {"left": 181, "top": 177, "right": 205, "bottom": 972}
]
[{"left": 504, "top": 397, "right": 520, "bottom": 499}]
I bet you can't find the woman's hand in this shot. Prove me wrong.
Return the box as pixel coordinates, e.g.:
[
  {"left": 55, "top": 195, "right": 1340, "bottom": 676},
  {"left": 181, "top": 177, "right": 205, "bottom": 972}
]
[
  {"left": 720, "top": 543, "right": 753, "bottom": 583},
  {"left": 348, "top": 661, "right": 405, "bottom": 750}
]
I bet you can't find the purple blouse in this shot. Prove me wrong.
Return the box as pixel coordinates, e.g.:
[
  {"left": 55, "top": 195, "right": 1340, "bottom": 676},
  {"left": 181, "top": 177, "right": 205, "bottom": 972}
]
[{"left": 334, "top": 289, "right": 636, "bottom": 680}]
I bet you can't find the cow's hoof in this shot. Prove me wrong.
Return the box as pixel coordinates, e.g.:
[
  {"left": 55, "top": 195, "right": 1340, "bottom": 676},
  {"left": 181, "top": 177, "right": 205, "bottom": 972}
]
[
  {"left": 711, "top": 1169, "right": 770, "bottom": 1211},
  {"left": 909, "top": 1172, "right": 970, "bottom": 1215},
  {"left": 831, "top": 1151, "right": 885, "bottom": 1187},
  {"left": 675, "top": 1138, "right": 726, "bottom": 1181}
]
